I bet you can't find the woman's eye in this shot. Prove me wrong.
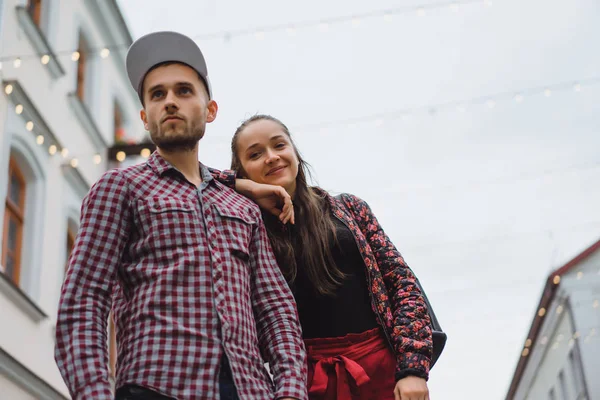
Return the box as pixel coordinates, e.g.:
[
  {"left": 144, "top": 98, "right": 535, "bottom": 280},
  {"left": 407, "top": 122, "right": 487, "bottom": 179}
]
[
  {"left": 275, "top": 143, "right": 286, "bottom": 149},
  {"left": 249, "top": 152, "right": 260, "bottom": 159}
]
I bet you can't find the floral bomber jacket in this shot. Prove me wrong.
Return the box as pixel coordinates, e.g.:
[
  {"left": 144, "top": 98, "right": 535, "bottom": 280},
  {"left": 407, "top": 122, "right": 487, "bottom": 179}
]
[{"left": 210, "top": 168, "right": 433, "bottom": 381}]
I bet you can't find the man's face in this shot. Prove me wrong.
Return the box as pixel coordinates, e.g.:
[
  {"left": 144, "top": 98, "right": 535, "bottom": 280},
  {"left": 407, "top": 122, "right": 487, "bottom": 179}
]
[{"left": 140, "top": 63, "right": 217, "bottom": 151}]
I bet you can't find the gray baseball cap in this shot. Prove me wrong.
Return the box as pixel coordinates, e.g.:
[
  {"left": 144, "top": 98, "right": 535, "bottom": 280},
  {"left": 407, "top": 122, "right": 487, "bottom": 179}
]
[{"left": 125, "top": 31, "right": 212, "bottom": 103}]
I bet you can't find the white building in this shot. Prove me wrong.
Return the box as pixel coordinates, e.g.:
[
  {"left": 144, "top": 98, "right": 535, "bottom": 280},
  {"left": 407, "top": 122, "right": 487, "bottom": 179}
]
[
  {"left": 0, "top": 0, "right": 144, "bottom": 398},
  {"left": 506, "top": 238, "right": 600, "bottom": 400}
]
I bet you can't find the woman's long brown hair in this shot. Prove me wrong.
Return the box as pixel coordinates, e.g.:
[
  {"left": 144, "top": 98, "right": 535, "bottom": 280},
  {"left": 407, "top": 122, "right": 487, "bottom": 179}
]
[{"left": 231, "top": 115, "right": 345, "bottom": 296}]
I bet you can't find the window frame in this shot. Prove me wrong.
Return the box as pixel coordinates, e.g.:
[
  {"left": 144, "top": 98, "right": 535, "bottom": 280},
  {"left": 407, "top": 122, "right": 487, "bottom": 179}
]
[{"left": 2, "top": 157, "right": 26, "bottom": 284}]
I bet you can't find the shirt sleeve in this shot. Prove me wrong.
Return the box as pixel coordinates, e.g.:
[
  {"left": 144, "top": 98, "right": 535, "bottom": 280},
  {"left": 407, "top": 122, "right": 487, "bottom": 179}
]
[
  {"left": 345, "top": 194, "right": 433, "bottom": 381},
  {"left": 249, "top": 218, "right": 308, "bottom": 400},
  {"left": 54, "top": 169, "right": 131, "bottom": 400},
  {"left": 208, "top": 167, "right": 237, "bottom": 189}
]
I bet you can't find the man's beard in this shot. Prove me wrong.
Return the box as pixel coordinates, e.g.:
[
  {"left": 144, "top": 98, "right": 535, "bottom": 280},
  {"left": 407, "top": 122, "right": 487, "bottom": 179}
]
[{"left": 149, "top": 119, "right": 205, "bottom": 152}]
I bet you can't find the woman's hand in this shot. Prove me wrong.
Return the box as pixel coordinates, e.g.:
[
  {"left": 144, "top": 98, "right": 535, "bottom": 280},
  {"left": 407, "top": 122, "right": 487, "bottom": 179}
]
[
  {"left": 394, "top": 376, "right": 429, "bottom": 400},
  {"left": 235, "top": 179, "right": 295, "bottom": 224}
]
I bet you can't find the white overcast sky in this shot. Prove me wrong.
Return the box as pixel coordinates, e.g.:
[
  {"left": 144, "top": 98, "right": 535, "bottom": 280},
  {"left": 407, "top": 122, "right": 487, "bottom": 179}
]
[{"left": 117, "top": 0, "right": 600, "bottom": 398}]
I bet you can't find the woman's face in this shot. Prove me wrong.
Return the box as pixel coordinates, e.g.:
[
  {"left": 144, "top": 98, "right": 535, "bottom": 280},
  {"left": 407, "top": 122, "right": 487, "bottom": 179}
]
[{"left": 236, "top": 119, "right": 299, "bottom": 197}]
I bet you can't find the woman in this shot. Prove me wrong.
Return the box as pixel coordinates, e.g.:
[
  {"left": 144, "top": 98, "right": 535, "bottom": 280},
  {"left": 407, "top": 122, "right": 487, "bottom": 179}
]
[{"left": 229, "top": 115, "right": 432, "bottom": 400}]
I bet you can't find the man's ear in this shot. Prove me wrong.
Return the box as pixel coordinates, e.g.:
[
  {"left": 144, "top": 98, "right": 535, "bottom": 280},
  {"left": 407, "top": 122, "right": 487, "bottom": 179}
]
[
  {"left": 206, "top": 100, "right": 219, "bottom": 123},
  {"left": 140, "top": 109, "right": 149, "bottom": 131}
]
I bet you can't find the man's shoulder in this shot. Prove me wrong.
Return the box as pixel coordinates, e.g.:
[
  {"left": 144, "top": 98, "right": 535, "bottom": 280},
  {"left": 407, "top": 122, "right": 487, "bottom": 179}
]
[{"left": 213, "top": 184, "right": 261, "bottom": 219}]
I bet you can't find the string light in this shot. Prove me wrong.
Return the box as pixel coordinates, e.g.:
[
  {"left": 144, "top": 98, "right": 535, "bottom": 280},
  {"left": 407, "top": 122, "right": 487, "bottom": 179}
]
[
  {"left": 553, "top": 275, "right": 561, "bottom": 284},
  {"left": 15, "top": 104, "right": 23, "bottom": 114},
  {"left": 14, "top": 58, "right": 21, "bottom": 68},
  {"left": 556, "top": 305, "right": 563, "bottom": 314},
  {"left": 36, "top": 135, "right": 44, "bottom": 145},
  {"left": 140, "top": 148, "right": 151, "bottom": 158},
  {"left": 25, "top": 121, "right": 34, "bottom": 131},
  {"left": 93, "top": 154, "right": 102, "bottom": 165},
  {"left": 48, "top": 145, "right": 57, "bottom": 155},
  {"left": 5, "top": 84, "right": 13, "bottom": 95},
  {"left": 577, "top": 271, "right": 583, "bottom": 280},
  {"left": 116, "top": 151, "right": 126, "bottom": 162},
  {"left": 41, "top": 55, "right": 50, "bottom": 65},
  {"left": 70, "top": 158, "right": 79, "bottom": 168},
  {"left": 293, "top": 76, "right": 600, "bottom": 132},
  {"left": 538, "top": 308, "right": 546, "bottom": 317},
  {"left": 61, "top": 148, "right": 69, "bottom": 158},
  {"left": 0, "top": 0, "right": 486, "bottom": 62}
]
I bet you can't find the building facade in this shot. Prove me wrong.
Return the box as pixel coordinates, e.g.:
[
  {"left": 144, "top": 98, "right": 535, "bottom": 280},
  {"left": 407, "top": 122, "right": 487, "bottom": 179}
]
[
  {"left": 507, "top": 239, "right": 600, "bottom": 400},
  {"left": 0, "top": 0, "right": 142, "bottom": 398}
]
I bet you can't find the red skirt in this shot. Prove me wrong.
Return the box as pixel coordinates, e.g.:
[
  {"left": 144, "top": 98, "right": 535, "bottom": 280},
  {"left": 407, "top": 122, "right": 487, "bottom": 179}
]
[{"left": 304, "top": 327, "right": 397, "bottom": 400}]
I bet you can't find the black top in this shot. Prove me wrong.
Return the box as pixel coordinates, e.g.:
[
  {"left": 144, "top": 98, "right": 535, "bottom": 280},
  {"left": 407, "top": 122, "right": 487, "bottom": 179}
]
[{"left": 292, "top": 212, "right": 380, "bottom": 339}]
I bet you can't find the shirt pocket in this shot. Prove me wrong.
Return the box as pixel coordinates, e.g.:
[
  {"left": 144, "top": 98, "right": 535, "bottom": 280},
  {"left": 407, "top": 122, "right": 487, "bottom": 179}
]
[
  {"left": 136, "top": 197, "right": 201, "bottom": 248},
  {"left": 212, "top": 203, "right": 254, "bottom": 262}
]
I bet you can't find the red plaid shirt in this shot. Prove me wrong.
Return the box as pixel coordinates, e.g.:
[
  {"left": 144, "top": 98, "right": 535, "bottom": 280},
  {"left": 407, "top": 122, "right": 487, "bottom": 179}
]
[{"left": 55, "top": 152, "right": 307, "bottom": 400}]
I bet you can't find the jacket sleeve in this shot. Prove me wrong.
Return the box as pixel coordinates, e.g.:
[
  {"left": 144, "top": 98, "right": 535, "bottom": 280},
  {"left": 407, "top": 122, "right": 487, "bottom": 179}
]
[
  {"left": 208, "top": 167, "right": 237, "bottom": 189},
  {"left": 54, "top": 170, "right": 131, "bottom": 400},
  {"left": 344, "top": 193, "right": 433, "bottom": 381},
  {"left": 249, "top": 217, "right": 308, "bottom": 400}
]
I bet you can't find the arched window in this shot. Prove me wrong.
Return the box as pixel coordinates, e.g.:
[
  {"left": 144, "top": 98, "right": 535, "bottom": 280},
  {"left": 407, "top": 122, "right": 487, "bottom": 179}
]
[{"left": 2, "top": 157, "right": 26, "bottom": 284}]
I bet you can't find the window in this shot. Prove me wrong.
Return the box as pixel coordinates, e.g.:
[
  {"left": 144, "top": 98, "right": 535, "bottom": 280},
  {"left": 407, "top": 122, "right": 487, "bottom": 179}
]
[
  {"left": 114, "top": 101, "right": 125, "bottom": 144},
  {"left": 76, "top": 33, "right": 89, "bottom": 102},
  {"left": 569, "top": 349, "right": 586, "bottom": 399},
  {"left": 558, "top": 370, "right": 569, "bottom": 400},
  {"left": 26, "top": 0, "right": 42, "bottom": 27},
  {"left": 108, "top": 312, "right": 117, "bottom": 377},
  {"left": 66, "top": 228, "right": 75, "bottom": 271},
  {"left": 2, "top": 158, "right": 26, "bottom": 284}
]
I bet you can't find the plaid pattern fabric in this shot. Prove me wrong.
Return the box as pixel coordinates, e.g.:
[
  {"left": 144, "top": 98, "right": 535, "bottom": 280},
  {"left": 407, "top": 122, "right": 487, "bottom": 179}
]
[{"left": 55, "top": 152, "right": 307, "bottom": 400}]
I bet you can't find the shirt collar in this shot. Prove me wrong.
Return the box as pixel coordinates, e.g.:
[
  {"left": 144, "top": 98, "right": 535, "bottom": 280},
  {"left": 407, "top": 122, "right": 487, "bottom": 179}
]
[{"left": 146, "top": 151, "right": 220, "bottom": 189}]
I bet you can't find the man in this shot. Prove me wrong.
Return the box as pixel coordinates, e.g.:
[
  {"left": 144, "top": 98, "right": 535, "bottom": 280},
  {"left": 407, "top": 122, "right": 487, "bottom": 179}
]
[{"left": 55, "top": 31, "right": 306, "bottom": 400}]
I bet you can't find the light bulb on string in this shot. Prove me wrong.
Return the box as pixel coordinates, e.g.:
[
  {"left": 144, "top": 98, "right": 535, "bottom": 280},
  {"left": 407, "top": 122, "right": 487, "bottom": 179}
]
[
  {"left": 41, "top": 55, "right": 50, "bottom": 65},
  {"left": 100, "top": 48, "right": 110, "bottom": 58},
  {"left": 71, "top": 51, "right": 80, "bottom": 61},
  {"left": 14, "top": 58, "right": 21, "bottom": 68},
  {"left": 61, "top": 148, "right": 69, "bottom": 158},
  {"left": 26, "top": 121, "right": 34, "bottom": 131},
  {"left": 15, "top": 104, "right": 23, "bottom": 115},
  {"left": 93, "top": 154, "right": 102, "bottom": 165},
  {"left": 48, "top": 145, "right": 57, "bottom": 155},
  {"left": 36, "top": 135, "right": 44, "bottom": 145},
  {"left": 4, "top": 84, "right": 13, "bottom": 95}
]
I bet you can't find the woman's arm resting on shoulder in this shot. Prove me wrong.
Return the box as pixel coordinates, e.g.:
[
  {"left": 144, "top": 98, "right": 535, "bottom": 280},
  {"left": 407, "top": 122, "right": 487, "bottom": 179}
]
[{"left": 209, "top": 168, "right": 294, "bottom": 224}]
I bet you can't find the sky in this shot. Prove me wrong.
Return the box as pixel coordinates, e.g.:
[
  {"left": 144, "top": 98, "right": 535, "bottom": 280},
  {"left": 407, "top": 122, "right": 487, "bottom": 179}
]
[{"left": 118, "top": 0, "right": 600, "bottom": 398}]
